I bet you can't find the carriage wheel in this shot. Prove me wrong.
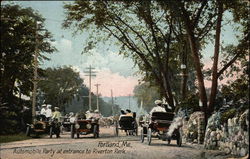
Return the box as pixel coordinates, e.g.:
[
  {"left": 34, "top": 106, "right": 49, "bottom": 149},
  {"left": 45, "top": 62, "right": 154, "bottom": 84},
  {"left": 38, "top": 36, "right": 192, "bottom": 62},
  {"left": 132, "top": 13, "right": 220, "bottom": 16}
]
[
  {"left": 176, "top": 130, "right": 182, "bottom": 147},
  {"left": 167, "top": 139, "right": 171, "bottom": 145},
  {"left": 135, "top": 127, "right": 138, "bottom": 136},
  {"left": 114, "top": 122, "right": 119, "bottom": 137},
  {"left": 70, "top": 124, "right": 75, "bottom": 139},
  {"left": 49, "top": 127, "right": 53, "bottom": 138},
  {"left": 140, "top": 129, "right": 144, "bottom": 143},
  {"left": 93, "top": 125, "right": 98, "bottom": 138},
  {"left": 26, "top": 126, "right": 31, "bottom": 137},
  {"left": 147, "top": 128, "right": 152, "bottom": 145}
]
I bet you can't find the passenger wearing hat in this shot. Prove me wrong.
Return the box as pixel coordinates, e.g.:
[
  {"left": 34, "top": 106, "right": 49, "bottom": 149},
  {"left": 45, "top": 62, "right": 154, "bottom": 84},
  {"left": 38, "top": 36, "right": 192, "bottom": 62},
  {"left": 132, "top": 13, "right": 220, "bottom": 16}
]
[
  {"left": 52, "top": 107, "right": 62, "bottom": 122},
  {"left": 92, "top": 109, "right": 101, "bottom": 119},
  {"left": 125, "top": 109, "right": 133, "bottom": 117},
  {"left": 149, "top": 100, "right": 166, "bottom": 115},
  {"left": 45, "top": 104, "right": 52, "bottom": 120},
  {"left": 40, "top": 104, "right": 47, "bottom": 120}
]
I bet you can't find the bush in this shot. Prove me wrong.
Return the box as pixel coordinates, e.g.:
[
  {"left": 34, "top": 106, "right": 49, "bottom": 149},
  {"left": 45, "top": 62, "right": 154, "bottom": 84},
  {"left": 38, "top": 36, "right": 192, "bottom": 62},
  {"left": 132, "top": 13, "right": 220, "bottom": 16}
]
[{"left": 220, "top": 108, "right": 237, "bottom": 124}]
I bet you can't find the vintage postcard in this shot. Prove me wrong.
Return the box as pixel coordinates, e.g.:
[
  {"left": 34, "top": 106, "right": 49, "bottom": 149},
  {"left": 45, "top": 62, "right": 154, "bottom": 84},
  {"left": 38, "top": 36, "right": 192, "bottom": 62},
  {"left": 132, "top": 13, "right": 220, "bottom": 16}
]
[{"left": 0, "top": 1, "right": 249, "bottom": 159}]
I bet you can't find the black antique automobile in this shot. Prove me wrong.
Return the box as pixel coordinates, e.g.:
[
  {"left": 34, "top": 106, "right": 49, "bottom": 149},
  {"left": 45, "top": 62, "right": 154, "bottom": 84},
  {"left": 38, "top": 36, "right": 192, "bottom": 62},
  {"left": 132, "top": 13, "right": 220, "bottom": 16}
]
[
  {"left": 140, "top": 112, "right": 182, "bottom": 147},
  {"left": 70, "top": 117, "right": 99, "bottom": 138},
  {"left": 62, "top": 117, "right": 71, "bottom": 132},
  {"left": 49, "top": 118, "right": 61, "bottom": 138},
  {"left": 26, "top": 115, "right": 49, "bottom": 137},
  {"left": 114, "top": 113, "right": 138, "bottom": 136}
]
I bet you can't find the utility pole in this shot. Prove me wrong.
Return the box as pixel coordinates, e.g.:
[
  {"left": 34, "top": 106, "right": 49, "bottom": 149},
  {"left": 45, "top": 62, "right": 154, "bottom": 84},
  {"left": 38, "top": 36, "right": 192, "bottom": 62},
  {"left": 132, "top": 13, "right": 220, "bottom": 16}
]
[
  {"left": 95, "top": 84, "right": 100, "bottom": 111},
  {"left": 128, "top": 94, "right": 131, "bottom": 110},
  {"left": 32, "top": 21, "right": 41, "bottom": 121},
  {"left": 111, "top": 89, "right": 114, "bottom": 115},
  {"left": 84, "top": 65, "right": 96, "bottom": 111}
]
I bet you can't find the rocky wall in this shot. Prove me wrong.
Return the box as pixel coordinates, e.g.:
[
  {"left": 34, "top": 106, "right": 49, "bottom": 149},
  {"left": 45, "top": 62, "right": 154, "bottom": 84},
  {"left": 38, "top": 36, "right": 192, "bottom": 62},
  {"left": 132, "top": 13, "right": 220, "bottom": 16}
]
[{"left": 204, "top": 109, "right": 249, "bottom": 157}]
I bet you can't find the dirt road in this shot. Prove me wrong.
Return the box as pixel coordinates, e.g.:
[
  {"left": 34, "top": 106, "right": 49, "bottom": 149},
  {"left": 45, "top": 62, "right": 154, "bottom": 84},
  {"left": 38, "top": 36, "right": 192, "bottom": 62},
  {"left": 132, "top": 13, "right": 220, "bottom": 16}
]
[{"left": 0, "top": 127, "right": 233, "bottom": 159}]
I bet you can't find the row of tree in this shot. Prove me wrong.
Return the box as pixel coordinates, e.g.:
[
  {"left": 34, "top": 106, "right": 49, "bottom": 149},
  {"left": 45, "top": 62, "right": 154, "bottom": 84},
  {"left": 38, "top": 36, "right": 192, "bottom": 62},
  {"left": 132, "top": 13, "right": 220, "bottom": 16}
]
[
  {"left": 62, "top": 0, "right": 249, "bottom": 124},
  {"left": 0, "top": 4, "right": 118, "bottom": 134}
]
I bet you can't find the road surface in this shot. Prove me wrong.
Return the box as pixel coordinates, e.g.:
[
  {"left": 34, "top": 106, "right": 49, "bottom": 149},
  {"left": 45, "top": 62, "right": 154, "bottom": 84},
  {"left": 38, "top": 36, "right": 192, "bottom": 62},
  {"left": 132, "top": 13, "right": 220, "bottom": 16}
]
[{"left": 0, "top": 127, "right": 234, "bottom": 159}]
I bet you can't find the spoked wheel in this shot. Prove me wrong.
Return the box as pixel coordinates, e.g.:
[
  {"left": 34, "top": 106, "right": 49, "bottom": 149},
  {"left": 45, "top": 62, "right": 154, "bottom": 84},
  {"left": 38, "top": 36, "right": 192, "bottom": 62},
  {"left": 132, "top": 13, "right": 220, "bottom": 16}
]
[
  {"left": 93, "top": 125, "right": 98, "bottom": 138},
  {"left": 49, "top": 127, "right": 53, "bottom": 138},
  {"left": 140, "top": 129, "right": 144, "bottom": 143},
  {"left": 176, "top": 130, "right": 182, "bottom": 147},
  {"left": 26, "top": 126, "right": 31, "bottom": 137},
  {"left": 70, "top": 124, "right": 75, "bottom": 139},
  {"left": 167, "top": 139, "right": 171, "bottom": 145},
  {"left": 147, "top": 128, "right": 152, "bottom": 145},
  {"left": 114, "top": 122, "right": 119, "bottom": 137}
]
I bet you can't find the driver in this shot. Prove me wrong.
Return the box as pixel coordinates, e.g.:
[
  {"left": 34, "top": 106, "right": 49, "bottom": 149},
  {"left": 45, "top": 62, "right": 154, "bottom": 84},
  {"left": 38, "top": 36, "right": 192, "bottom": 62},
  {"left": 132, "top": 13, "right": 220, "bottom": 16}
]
[{"left": 149, "top": 100, "right": 166, "bottom": 115}]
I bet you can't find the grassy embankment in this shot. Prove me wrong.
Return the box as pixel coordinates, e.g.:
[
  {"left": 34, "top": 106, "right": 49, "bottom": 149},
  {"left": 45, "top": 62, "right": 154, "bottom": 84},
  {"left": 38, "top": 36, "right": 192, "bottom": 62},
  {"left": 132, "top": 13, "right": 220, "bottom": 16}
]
[{"left": 0, "top": 133, "right": 31, "bottom": 144}]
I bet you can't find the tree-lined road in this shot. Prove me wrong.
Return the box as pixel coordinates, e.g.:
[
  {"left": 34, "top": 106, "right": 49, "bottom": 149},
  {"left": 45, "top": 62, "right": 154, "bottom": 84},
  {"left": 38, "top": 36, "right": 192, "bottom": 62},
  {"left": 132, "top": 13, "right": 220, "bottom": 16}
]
[{"left": 1, "top": 127, "right": 233, "bottom": 159}]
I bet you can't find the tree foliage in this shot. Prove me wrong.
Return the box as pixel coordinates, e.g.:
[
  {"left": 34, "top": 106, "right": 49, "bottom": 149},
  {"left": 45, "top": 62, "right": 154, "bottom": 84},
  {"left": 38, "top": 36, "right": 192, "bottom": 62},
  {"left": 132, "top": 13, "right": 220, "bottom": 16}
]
[
  {"left": 63, "top": 0, "right": 198, "bottom": 110},
  {"left": 0, "top": 4, "right": 56, "bottom": 105},
  {"left": 37, "top": 66, "right": 83, "bottom": 112},
  {"left": 133, "top": 82, "right": 161, "bottom": 112},
  {"left": 0, "top": 4, "right": 56, "bottom": 134}
]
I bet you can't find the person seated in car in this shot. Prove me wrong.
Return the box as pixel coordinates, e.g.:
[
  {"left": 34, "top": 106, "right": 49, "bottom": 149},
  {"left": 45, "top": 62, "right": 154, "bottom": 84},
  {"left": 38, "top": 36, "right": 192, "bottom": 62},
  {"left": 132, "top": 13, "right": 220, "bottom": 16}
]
[
  {"left": 119, "top": 110, "right": 127, "bottom": 120},
  {"left": 76, "top": 111, "right": 87, "bottom": 120},
  {"left": 92, "top": 109, "right": 101, "bottom": 120},
  {"left": 40, "top": 104, "right": 47, "bottom": 121},
  {"left": 126, "top": 109, "right": 133, "bottom": 117},
  {"left": 69, "top": 112, "right": 76, "bottom": 123},
  {"left": 149, "top": 100, "right": 166, "bottom": 115}
]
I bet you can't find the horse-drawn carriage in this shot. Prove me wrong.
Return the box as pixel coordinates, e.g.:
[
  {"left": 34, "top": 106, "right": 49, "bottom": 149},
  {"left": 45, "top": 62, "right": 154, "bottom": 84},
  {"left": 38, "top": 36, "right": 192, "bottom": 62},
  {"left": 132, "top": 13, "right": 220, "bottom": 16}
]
[
  {"left": 140, "top": 112, "right": 182, "bottom": 146},
  {"left": 114, "top": 113, "right": 138, "bottom": 136}
]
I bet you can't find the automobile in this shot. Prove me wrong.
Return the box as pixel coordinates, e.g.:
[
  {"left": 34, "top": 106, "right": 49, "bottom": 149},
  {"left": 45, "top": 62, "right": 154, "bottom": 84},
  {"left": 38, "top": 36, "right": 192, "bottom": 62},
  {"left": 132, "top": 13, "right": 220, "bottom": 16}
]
[
  {"left": 49, "top": 118, "right": 61, "bottom": 138},
  {"left": 114, "top": 113, "right": 138, "bottom": 136},
  {"left": 26, "top": 115, "right": 49, "bottom": 137},
  {"left": 70, "top": 117, "right": 99, "bottom": 138},
  {"left": 62, "top": 117, "right": 71, "bottom": 132},
  {"left": 140, "top": 112, "right": 182, "bottom": 147}
]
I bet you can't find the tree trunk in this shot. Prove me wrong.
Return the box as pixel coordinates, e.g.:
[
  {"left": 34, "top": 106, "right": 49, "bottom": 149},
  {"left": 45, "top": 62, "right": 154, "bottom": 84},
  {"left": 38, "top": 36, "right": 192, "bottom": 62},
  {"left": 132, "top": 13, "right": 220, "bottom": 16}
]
[{"left": 208, "top": 0, "right": 223, "bottom": 114}]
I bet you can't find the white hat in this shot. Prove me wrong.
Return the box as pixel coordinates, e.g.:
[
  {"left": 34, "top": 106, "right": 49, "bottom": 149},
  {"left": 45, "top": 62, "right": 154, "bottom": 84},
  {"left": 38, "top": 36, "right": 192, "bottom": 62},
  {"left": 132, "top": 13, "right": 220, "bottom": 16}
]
[
  {"left": 47, "top": 104, "right": 52, "bottom": 108},
  {"left": 155, "top": 100, "right": 162, "bottom": 105},
  {"left": 54, "top": 107, "right": 59, "bottom": 110},
  {"left": 42, "top": 104, "right": 46, "bottom": 107},
  {"left": 94, "top": 109, "right": 99, "bottom": 113},
  {"left": 86, "top": 110, "right": 90, "bottom": 114}
]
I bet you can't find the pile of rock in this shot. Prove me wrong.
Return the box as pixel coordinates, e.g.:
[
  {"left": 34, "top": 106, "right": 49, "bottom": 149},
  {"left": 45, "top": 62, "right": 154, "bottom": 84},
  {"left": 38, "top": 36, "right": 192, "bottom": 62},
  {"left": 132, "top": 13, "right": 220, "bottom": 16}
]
[
  {"left": 204, "top": 109, "right": 249, "bottom": 157},
  {"left": 183, "top": 111, "right": 205, "bottom": 143}
]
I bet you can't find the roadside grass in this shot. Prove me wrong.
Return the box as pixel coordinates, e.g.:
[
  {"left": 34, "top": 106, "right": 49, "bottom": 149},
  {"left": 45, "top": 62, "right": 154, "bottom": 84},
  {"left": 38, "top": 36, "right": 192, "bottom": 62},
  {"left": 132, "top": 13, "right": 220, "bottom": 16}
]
[{"left": 0, "top": 133, "right": 32, "bottom": 144}]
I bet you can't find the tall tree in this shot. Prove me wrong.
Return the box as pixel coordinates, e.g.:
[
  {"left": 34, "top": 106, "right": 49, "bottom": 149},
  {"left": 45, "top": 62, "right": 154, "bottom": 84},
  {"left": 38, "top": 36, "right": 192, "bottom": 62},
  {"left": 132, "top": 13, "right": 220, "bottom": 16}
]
[
  {"left": 63, "top": 0, "right": 196, "bottom": 110},
  {"left": 0, "top": 4, "right": 56, "bottom": 106},
  {"left": 38, "top": 66, "right": 83, "bottom": 112},
  {"left": 164, "top": 0, "right": 248, "bottom": 123}
]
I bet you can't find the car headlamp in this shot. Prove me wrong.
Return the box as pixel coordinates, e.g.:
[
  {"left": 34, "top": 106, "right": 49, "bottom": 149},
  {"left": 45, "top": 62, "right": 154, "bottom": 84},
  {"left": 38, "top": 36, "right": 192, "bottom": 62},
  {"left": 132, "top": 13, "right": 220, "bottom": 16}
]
[
  {"left": 159, "top": 131, "right": 163, "bottom": 134},
  {"left": 42, "top": 124, "right": 46, "bottom": 129},
  {"left": 86, "top": 124, "right": 92, "bottom": 129},
  {"left": 75, "top": 123, "right": 80, "bottom": 129},
  {"left": 31, "top": 125, "right": 34, "bottom": 129}
]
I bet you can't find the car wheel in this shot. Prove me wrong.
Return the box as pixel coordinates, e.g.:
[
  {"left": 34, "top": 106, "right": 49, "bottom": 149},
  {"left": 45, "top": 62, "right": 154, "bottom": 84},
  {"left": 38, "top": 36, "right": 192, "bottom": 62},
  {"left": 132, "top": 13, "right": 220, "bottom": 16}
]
[
  {"left": 140, "top": 129, "right": 144, "bottom": 143},
  {"left": 176, "top": 130, "right": 182, "bottom": 147},
  {"left": 49, "top": 127, "right": 53, "bottom": 138},
  {"left": 167, "top": 139, "right": 171, "bottom": 145},
  {"left": 70, "top": 124, "right": 74, "bottom": 139},
  {"left": 26, "top": 126, "right": 31, "bottom": 137},
  {"left": 114, "top": 122, "right": 119, "bottom": 137},
  {"left": 147, "top": 128, "right": 152, "bottom": 145},
  {"left": 93, "top": 125, "right": 97, "bottom": 138}
]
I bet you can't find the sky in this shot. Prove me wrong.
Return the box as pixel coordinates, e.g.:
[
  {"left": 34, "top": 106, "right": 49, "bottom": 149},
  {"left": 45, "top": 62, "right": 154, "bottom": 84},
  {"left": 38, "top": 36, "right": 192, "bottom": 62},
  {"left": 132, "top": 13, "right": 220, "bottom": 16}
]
[{"left": 5, "top": 1, "right": 241, "bottom": 97}]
